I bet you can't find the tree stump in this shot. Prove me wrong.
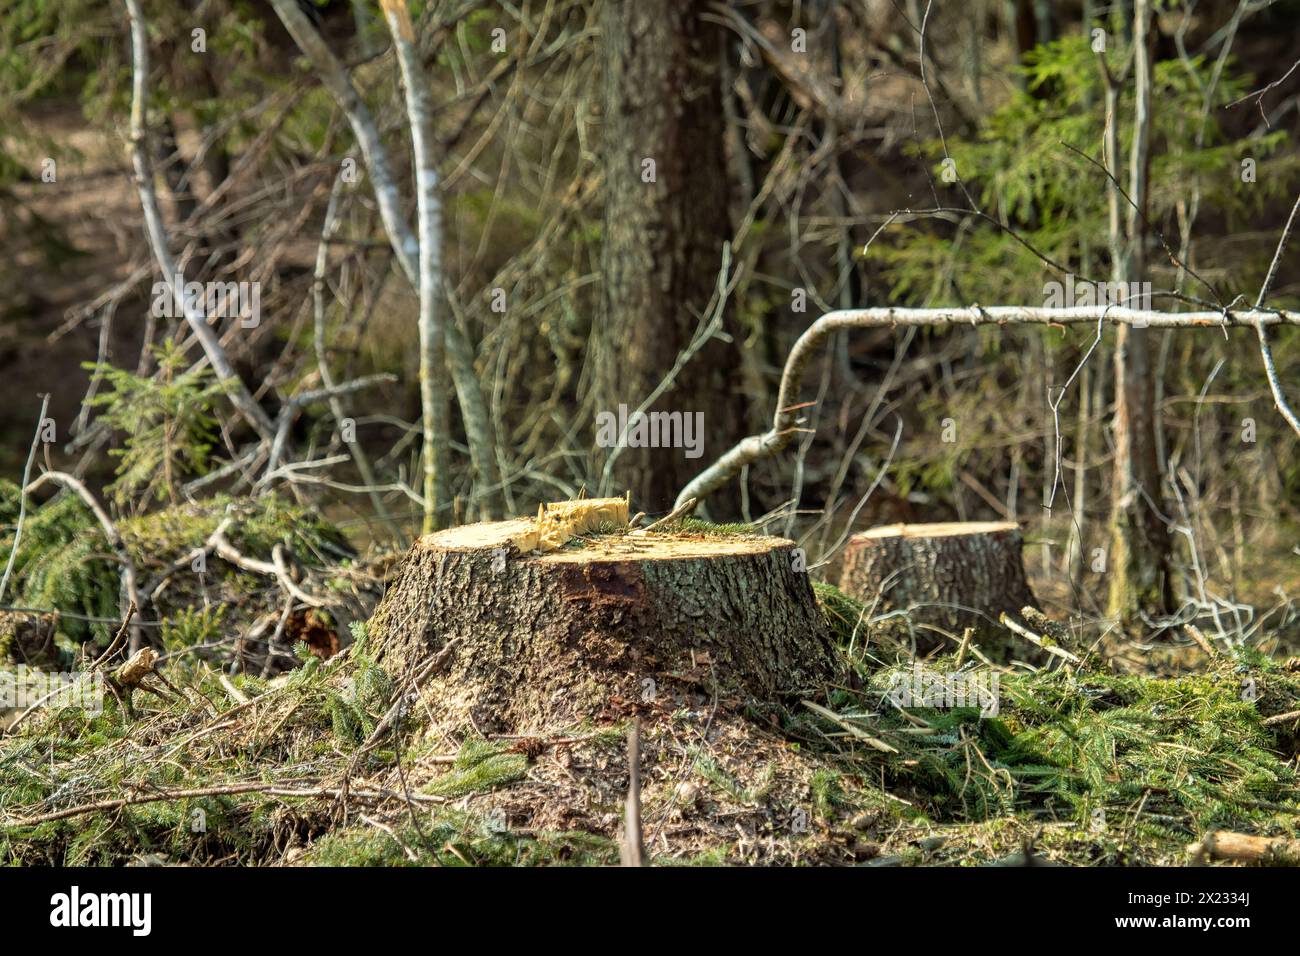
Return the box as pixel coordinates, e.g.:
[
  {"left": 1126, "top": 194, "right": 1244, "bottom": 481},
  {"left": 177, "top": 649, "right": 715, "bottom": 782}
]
[
  {"left": 838, "top": 522, "right": 1037, "bottom": 651},
  {"left": 368, "top": 511, "right": 843, "bottom": 734}
]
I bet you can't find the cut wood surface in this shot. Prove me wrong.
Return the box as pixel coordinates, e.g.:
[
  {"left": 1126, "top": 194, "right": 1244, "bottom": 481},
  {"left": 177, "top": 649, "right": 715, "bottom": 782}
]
[
  {"left": 369, "top": 507, "right": 843, "bottom": 733},
  {"left": 838, "top": 521, "right": 1036, "bottom": 647},
  {"left": 509, "top": 497, "right": 628, "bottom": 553}
]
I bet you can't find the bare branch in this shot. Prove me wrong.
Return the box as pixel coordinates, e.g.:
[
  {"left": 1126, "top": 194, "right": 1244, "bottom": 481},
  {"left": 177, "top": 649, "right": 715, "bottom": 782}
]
[
  {"left": 1253, "top": 193, "right": 1300, "bottom": 438},
  {"left": 675, "top": 305, "right": 1300, "bottom": 511},
  {"left": 122, "top": 0, "right": 275, "bottom": 441}
]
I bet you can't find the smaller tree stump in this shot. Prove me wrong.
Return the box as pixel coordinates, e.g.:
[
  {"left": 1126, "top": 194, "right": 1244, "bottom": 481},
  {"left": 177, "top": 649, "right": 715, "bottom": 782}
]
[{"left": 838, "top": 522, "right": 1037, "bottom": 650}]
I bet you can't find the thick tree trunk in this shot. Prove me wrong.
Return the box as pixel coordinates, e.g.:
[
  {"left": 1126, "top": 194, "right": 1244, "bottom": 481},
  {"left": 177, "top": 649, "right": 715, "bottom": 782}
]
[
  {"left": 597, "top": 0, "right": 742, "bottom": 515},
  {"left": 370, "top": 518, "right": 842, "bottom": 733},
  {"left": 838, "top": 522, "right": 1037, "bottom": 645}
]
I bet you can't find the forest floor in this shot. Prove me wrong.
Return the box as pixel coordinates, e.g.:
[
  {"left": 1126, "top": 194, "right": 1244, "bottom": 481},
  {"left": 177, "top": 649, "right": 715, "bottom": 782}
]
[{"left": 2, "top": 496, "right": 1299, "bottom": 867}]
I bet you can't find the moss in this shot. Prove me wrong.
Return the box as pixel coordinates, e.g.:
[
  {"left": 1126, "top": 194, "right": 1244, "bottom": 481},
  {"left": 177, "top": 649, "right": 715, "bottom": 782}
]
[
  {"left": 0, "top": 488, "right": 351, "bottom": 658},
  {"left": 306, "top": 810, "right": 618, "bottom": 867},
  {"left": 662, "top": 517, "right": 758, "bottom": 536}
]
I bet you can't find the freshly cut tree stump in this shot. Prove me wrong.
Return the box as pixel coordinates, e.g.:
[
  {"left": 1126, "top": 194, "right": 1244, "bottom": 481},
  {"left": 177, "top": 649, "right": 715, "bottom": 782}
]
[
  {"left": 838, "top": 522, "right": 1037, "bottom": 649},
  {"left": 368, "top": 511, "right": 843, "bottom": 734}
]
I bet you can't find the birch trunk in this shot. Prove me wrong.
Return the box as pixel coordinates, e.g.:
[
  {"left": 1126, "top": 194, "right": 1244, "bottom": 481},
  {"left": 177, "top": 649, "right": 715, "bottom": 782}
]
[
  {"left": 267, "top": 0, "right": 500, "bottom": 518},
  {"left": 381, "top": 0, "right": 450, "bottom": 531}
]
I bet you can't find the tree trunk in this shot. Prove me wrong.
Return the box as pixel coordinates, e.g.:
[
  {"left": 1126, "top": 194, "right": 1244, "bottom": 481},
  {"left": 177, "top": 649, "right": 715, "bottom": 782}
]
[
  {"left": 597, "top": 0, "right": 741, "bottom": 515},
  {"left": 1108, "top": 0, "right": 1172, "bottom": 623},
  {"left": 381, "top": 0, "right": 451, "bottom": 531},
  {"left": 369, "top": 518, "right": 842, "bottom": 734},
  {"left": 838, "top": 522, "right": 1037, "bottom": 647}
]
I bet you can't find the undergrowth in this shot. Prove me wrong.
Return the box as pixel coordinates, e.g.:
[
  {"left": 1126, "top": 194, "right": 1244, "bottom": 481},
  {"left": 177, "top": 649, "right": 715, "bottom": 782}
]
[{"left": 2, "top": 575, "right": 1298, "bottom": 866}]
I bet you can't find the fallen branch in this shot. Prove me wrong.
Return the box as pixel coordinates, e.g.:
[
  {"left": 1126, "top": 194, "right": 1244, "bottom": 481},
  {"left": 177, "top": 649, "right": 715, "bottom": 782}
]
[
  {"left": 674, "top": 305, "right": 1300, "bottom": 510},
  {"left": 619, "top": 719, "right": 645, "bottom": 867},
  {"left": 802, "top": 699, "right": 898, "bottom": 753},
  {"left": 206, "top": 516, "right": 332, "bottom": 608},
  {"left": 999, "top": 613, "right": 1083, "bottom": 666},
  {"left": 1261, "top": 709, "right": 1300, "bottom": 727},
  {"left": 2, "top": 779, "right": 447, "bottom": 829}
]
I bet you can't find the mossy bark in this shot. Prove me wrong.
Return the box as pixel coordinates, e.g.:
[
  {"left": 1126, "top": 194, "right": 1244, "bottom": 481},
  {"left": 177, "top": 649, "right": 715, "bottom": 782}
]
[{"left": 368, "top": 521, "right": 844, "bottom": 733}]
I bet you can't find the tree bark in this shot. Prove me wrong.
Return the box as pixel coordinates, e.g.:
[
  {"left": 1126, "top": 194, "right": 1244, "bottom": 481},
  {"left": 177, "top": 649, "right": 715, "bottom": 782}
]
[
  {"left": 598, "top": 0, "right": 741, "bottom": 515},
  {"left": 369, "top": 519, "right": 842, "bottom": 733},
  {"left": 381, "top": 0, "right": 451, "bottom": 531},
  {"left": 838, "top": 522, "right": 1037, "bottom": 644},
  {"left": 1108, "top": 0, "right": 1173, "bottom": 623}
]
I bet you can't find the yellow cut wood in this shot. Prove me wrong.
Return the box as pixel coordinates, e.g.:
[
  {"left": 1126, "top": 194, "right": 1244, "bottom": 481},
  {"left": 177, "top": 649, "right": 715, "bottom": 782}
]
[{"left": 508, "top": 497, "right": 630, "bottom": 553}]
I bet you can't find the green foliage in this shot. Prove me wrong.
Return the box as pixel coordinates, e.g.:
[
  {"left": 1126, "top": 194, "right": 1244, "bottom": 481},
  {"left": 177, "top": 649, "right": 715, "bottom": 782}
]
[
  {"left": 852, "top": 658, "right": 1300, "bottom": 838},
  {"left": 813, "top": 581, "right": 869, "bottom": 648},
  {"left": 423, "top": 739, "right": 528, "bottom": 798},
  {"left": 159, "top": 604, "right": 228, "bottom": 655},
  {"left": 810, "top": 768, "right": 845, "bottom": 819},
  {"left": 664, "top": 517, "right": 757, "bottom": 536},
  {"left": 85, "top": 342, "right": 221, "bottom": 506},
  {"left": 692, "top": 750, "right": 775, "bottom": 806},
  {"left": 325, "top": 648, "right": 392, "bottom": 745},
  {"left": 0, "top": 480, "right": 117, "bottom": 648},
  {"left": 0, "top": 490, "right": 350, "bottom": 653},
  {"left": 882, "top": 35, "right": 1294, "bottom": 307}
]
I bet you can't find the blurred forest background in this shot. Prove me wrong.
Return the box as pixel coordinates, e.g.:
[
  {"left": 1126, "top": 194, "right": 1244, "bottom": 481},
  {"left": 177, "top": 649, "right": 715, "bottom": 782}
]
[{"left": 1, "top": 0, "right": 1298, "bottom": 660}]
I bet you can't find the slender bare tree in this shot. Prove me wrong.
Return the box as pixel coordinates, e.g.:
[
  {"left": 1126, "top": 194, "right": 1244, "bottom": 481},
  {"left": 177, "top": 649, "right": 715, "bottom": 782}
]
[
  {"left": 267, "top": 0, "right": 500, "bottom": 520},
  {"left": 380, "top": 0, "right": 450, "bottom": 531},
  {"left": 1107, "top": 0, "right": 1173, "bottom": 623},
  {"left": 123, "top": 0, "right": 275, "bottom": 442}
]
